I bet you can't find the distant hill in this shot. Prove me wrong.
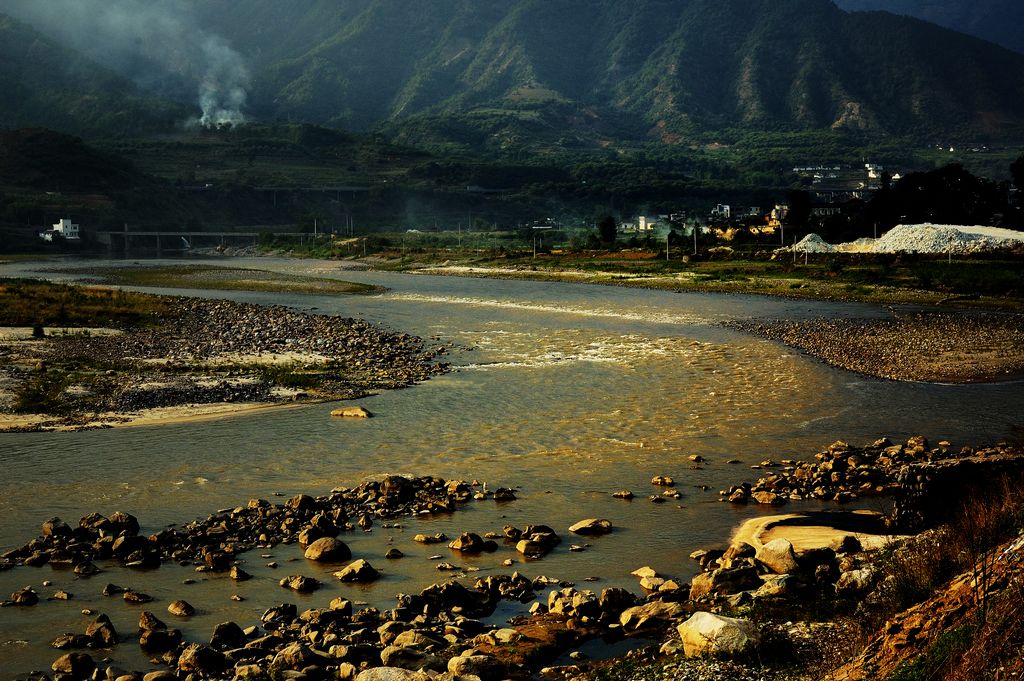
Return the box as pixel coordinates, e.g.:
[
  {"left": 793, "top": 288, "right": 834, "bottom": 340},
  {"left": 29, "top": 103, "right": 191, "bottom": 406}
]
[
  {"left": 3, "top": 1, "right": 1024, "bottom": 143},
  {"left": 0, "top": 14, "right": 186, "bottom": 137},
  {"left": 832, "top": 0, "right": 1024, "bottom": 55}
]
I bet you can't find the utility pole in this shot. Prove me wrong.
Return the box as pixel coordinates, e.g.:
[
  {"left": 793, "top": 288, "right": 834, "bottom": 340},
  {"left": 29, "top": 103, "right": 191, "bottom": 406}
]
[
  {"left": 693, "top": 223, "right": 698, "bottom": 255},
  {"left": 666, "top": 232, "right": 670, "bottom": 261}
]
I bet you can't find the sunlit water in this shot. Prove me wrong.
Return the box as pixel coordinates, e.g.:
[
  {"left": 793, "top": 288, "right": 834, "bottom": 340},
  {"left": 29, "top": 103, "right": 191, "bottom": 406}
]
[{"left": 0, "top": 258, "right": 1020, "bottom": 677}]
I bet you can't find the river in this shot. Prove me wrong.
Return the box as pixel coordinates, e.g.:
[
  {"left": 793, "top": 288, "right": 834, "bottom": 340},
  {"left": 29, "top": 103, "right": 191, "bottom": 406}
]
[{"left": 0, "top": 258, "right": 1020, "bottom": 677}]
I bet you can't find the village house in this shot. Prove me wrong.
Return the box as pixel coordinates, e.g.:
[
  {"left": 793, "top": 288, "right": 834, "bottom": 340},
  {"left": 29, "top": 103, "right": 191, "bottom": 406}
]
[{"left": 39, "top": 218, "right": 81, "bottom": 241}]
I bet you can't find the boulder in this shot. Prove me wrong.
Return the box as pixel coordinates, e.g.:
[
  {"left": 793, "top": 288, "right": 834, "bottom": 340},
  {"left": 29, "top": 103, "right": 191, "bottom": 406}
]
[
  {"left": 10, "top": 587, "right": 38, "bottom": 606},
  {"left": 51, "top": 652, "right": 96, "bottom": 677},
  {"left": 836, "top": 568, "right": 873, "bottom": 596},
  {"left": 334, "top": 559, "right": 380, "bottom": 583},
  {"left": 210, "top": 621, "right": 247, "bottom": 650},
  {"left": 689, "top": 566, "right": 761, "bottom": 600},
  {"left": 41, "top": 517, "right": 72, "bottom": 538},
  {"left": 448, "top": 532, "right": 486, "bottom": 553},
  {"left": 392, "top": 629, "right": 446, "bottom": 650},
  {"left": 754, "top": 574, "right": 803, "bottom": 599},
  {"left": 568, "top": 518, "right": 613, "bottom": 536},
  {"left": 270, "top": 641, "right": 330, "bottom": 671},
  {"left": 84, "top": 614, "right": 118, "bottom": 647},
  {"left": 280, "top": 574, "right": 320, "bottom": 592},
  {"left": 176, "top": 642, "right": 227, "bottom": 675},
  {"left": 138, "top": 611, "right": 166, "bottom": 632},
  {"left": 379, "top": 644, "right": 444, "bottom": 672},
  {"left": 755, "top": 539, "right": 800, "bottom": 575},
  {"left": 677, "top": 611, "right": 760, "bottom": 657},
  {"left": 448, "top": 651, "right": 504, "bottom": 679},
  {"left": 619, "top": 600, "right": 687, "bottom": 631},
  {"left": 139, "top": 628, "right": 181, "bottom": 654},
  {"left": 355, "top": 669, "right": 433, "bottom": 681},
  {"left": 304, "top": 537, "right": 352, "bottom": 562},
  {"left": 331, "top": 406, "right": 373, "bottom": 418},
  {"left": 167, "top": 599, "right": 195, "bottom": 617}
]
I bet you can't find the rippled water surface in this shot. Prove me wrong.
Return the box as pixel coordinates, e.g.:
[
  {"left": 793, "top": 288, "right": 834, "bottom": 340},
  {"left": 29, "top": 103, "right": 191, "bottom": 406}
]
[{"left": 0, "top": 258, "right": 1020, "bottom": 677}]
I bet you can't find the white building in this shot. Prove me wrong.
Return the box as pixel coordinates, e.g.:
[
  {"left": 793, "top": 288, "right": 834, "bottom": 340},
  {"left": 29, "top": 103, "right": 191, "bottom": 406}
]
[{"left": 40, "top": 218, "right": 81, "bottom": 241}]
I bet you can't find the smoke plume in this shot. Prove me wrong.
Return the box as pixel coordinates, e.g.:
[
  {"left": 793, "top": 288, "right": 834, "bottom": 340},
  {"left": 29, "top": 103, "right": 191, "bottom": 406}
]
[{"left": 0, "top": 0, "right": 251, "bottom": 127}]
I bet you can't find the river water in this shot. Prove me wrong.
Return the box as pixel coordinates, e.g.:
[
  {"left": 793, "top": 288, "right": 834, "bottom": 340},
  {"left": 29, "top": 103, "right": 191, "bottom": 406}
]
[{"left": 0, "top": 258, "right": 1020, "bottom": 677}]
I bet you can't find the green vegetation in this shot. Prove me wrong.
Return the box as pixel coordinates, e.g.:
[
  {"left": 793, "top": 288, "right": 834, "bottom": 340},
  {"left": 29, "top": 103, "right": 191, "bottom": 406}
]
[
  {"left": 886, "top": 625, "right": 978, "bottom": 681},
  {"left": 0, "top": 278, "right": 170, "bottom": 328},
  {"left": 82, "top": 264, "right": 381, "bottom": 295}
]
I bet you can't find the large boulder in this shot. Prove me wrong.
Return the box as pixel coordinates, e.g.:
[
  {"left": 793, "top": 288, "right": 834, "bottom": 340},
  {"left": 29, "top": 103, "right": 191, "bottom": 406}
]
[
  {"left": 304, "top": 537, "right": 352, "bottom": 562},
  {"left": 677, "top": 611, "right": 760, "bottom": 658},
  {"left": 755, "top": 539, "right": 800, "bottom": 575}
]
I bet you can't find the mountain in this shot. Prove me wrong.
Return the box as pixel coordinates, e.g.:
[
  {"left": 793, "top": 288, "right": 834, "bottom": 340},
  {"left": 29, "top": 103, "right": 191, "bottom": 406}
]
[
  {"left": 0, "top": 14, "right": 186, "bottom": 136},
  {"left": 4, "top": 1, "right": 1024, "bottom": 143},
  {"left": 832, "top": 0, "right": 1024, "bottom": 55},
  {"left": 199, "top": 0, "right": 1024, "bottom": 140}
]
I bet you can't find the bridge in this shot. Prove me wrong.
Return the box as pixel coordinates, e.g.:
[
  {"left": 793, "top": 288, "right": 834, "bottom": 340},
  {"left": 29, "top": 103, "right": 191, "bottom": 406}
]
[{"left": 94, "top": 230, "right": 304, "bottom": 257}]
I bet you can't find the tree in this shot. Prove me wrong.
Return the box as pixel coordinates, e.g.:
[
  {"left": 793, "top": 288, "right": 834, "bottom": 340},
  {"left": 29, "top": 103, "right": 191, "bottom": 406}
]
[
  {"left": 1011, "top": 155, "right": 1024, "bottom": 190},
  {"left": 596, "top": 215, "right": 617, "bottom": 246},
  {"left": 786, "top": 190, "right": 812, "bottom": 231}
]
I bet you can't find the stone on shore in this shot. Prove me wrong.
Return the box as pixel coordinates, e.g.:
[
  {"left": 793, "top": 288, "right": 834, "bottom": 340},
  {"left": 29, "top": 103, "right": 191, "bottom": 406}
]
[
  {"left": 677, "top": 611, "right": 760, "bottom": 657},
  {"left": 332, "top": 406, "right": 373, "bottom": 418},
  {"left": 756, "top": 538, "right": 800, "bottom": 575},
  {"left": 167, "top": 599, "right": 195, "bottom": 617}
]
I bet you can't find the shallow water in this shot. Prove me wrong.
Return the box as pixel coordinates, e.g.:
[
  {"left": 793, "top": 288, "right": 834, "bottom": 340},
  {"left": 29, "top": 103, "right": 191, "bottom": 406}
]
[{"left": 0, "top": 258, "right": 1020, "bottom": 677}]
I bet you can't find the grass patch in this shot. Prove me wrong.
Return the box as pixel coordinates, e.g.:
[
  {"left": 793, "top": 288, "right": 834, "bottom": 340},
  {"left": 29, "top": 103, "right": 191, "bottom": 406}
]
[
  {"left": 0, "top": 278, "right": 170, "bottom": 328},
  {"left": 11, "top": 371, "right": 76, "bottom": 414},
  {"left": 81, "top": 264, "right": 381, "bottom": 295}
]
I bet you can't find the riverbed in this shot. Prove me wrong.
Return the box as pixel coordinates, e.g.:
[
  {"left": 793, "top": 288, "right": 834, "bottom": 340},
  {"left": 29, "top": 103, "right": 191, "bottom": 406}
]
[{"left": 0, "top": 257, "right": 1021, "bottom": 678}]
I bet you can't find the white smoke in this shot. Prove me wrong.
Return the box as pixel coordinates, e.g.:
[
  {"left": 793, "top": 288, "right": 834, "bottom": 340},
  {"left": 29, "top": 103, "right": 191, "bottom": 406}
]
[
  {"left": 195, "top": 35, "right": 251, "bottom": 128},
  {"left": 0, "top": 0, "right": 251, "bottom": 128}
]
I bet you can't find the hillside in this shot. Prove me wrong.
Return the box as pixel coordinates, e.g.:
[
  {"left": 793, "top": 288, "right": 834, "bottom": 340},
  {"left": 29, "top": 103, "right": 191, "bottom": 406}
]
[
  {"left": 3, "top": 1, "right": 1024, "bottom": 144},
  {"left": 0, "top": 14, "right": 186, "bottom": 136},
  {"left": 833, "top": 0, "right": 1024, "bottom": 55}
]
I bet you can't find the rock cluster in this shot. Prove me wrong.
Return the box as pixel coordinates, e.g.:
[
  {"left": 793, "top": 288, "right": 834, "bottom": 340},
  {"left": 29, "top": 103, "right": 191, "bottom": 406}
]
[
  {"left": 722, "top": 436, "right": 954, "bottom": 507},
  {"left": 0, "top": 476, "right": 502, "bottom": 580}
]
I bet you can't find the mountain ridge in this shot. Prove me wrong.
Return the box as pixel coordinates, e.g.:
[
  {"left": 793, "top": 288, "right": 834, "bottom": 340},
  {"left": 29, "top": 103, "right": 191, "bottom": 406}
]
[{"left": 2, "top": 1, "right": 1024, "bottom": 142}]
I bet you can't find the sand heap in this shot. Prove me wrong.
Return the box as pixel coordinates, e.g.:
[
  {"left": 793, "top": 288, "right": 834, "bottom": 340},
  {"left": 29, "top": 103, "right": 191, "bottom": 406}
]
[{"left": 792, "top": 224, "right": 1024, "bottom": 255}]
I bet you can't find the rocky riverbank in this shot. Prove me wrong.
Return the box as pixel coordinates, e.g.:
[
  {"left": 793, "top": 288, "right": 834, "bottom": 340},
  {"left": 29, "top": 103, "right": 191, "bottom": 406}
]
[
  {"left": 0, "top": 296, "right": 450, "bottom": 431},
  {"left": 5, "top": 437, "right": 1021, "bottom": 681},
  {"left": 728, "top": 311, "right": 1024, "bottom": 383}
]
